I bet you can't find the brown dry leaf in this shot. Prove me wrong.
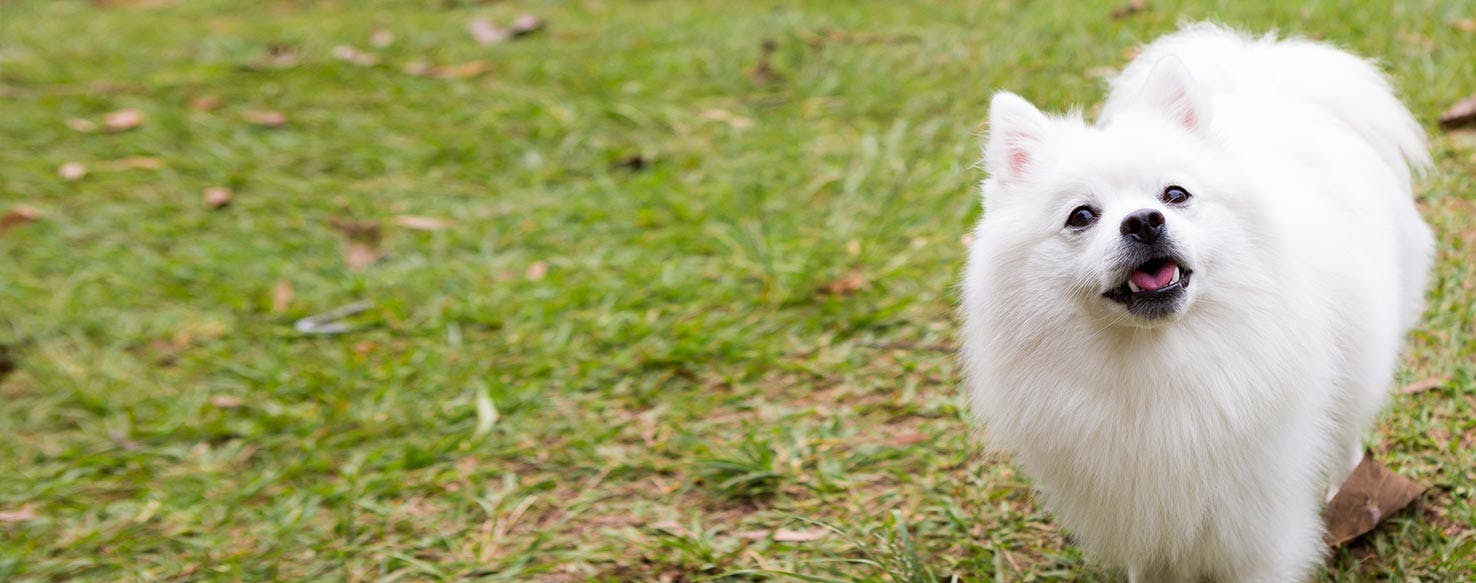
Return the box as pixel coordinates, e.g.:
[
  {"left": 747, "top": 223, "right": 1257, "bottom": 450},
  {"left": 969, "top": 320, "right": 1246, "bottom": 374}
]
[
  {"left": 1454, "top": 18, "right": 1476, "bottom": 33},
  {"left": 328, "top": 217, "right": 383, "bottom": 271},
  {"left": 468, "top": 18, "right": 512, "bottom": 45},
  {"left": 886, "top": 429, "right": 928, "bottom": 447},
  {"left": 650, "top": 521, "right": 692, "bottom": 537},
  {"left": 204, "top": 187, "right": 233, "bottom": 209},
  {"left": 244, "top": 110, "right": 288, "bottom": 127},
  {"left": 403, "top": 61, "right": 435, "bottom": 76},
  {"left": 1, "top": 206, "right": 42, "bottom": 235},
  {"left": 209, "top": 395, "right": 244, "bottom": 409},
  {"left": 332, "top": 45, "right": 379, "bottom": 67},
  {"left": 0, "top": 505, "right": 39, "bottom": 523},
  {"left": 1111, "top": 0, "right": 1149, "bottom": 19},
  {"left": 102, "top": 156, "right": 165, "bottom": 171},
  {"left": 1323, "top": 453, "right": 1428, "bottom": 547},
  {"left": 190, "top": 95, "right": 223, "bottom": 111},
  {"left": 66, "top": 117, "right": 98, "bottom": 132},
  {"left": 1438, "top": 94, "right": 1476, "bottom": 130},
  {"left": 58, "top": 162, "right": 87, "bottom": 181},
  {"left": 697, "top": 108, "right": 754, "bottom": 129},
  {"left": 393, "top": 215, "right": 453, "bottom": 231},
  {"left": 103, "top": 108, "right": 145, "bottom": 132},
  {"left": 822, "top": 268, "right": 867, "bottom": 296},
  {"left": 435, "top": 61, "right": 490, "bottom": 80},
  {"left": 371, "top": 28, "right": 396, "bottom": 48},
  {"left": 736, "top": 528, "right": 828, "bottom": 542},
  {"left": 526, "top": 261, "right": 548, "bottom": 281},
  {"left": 511, "top": 14, "right": 545, "bottom": 37},
  {"left": 343, "top": 244, "right": 380, "bottom": 271},
  {"left": 1398, "top": 375, "right": 1450, "bottom": 394},
  {"left": 271, "top": 280, "right": 293, "bottom": 313}
]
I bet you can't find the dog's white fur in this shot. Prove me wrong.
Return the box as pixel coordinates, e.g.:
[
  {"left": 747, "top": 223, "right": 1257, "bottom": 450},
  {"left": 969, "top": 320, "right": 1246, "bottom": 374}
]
[{"left": 960, "top": 25, "right": 1432, "bottom": 582}]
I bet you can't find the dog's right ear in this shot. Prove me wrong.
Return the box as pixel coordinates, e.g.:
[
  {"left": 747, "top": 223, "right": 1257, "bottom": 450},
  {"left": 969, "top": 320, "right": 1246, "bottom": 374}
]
[{"left": 984, "top": 92, "right": 1049, "bottom": 184}]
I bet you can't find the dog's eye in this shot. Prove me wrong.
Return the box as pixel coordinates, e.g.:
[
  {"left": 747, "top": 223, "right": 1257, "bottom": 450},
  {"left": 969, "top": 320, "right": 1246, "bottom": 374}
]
[
  {"left": 1162, "top": 185, "right": 1192, "bottom": 205},
  {"left": 1065, "top": 205, "right": 1098, "bottom": 228}
]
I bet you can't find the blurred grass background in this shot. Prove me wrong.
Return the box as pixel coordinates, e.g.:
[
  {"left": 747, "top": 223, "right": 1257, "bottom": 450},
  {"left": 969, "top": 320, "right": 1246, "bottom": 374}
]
[{"left": 1, "top": 0, "right": 1473, "bottom": 580}]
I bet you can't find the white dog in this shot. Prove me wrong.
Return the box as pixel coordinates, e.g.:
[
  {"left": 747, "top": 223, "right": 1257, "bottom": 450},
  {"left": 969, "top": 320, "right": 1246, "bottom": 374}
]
[{"left": 959, "top": 25, "right": 1433, "bottom": 582}]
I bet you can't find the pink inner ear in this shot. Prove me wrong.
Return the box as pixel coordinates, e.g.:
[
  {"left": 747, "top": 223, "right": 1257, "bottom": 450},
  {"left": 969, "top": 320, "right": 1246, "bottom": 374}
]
[
  {"left": 1009, "top": 146, "right": 1031, "bottom": 175},
  {"left": 1161, "top": 86, "right": 1198, "bottom": 130}
]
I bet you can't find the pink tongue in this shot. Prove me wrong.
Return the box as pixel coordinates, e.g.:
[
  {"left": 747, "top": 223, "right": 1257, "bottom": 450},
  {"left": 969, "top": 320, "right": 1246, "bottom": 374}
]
[{"left": 1129, "top": 260, "right": 1177, "bottom": 292}]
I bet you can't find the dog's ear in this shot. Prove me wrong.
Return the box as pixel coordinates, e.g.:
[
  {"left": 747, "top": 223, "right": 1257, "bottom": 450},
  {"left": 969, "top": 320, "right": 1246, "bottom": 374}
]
[
  {"left": 1136, "top": 56, "right": 1209, "bottom": 134},
  {"left": 984, "top": 92, "right": 1049, "bottom": 183}
]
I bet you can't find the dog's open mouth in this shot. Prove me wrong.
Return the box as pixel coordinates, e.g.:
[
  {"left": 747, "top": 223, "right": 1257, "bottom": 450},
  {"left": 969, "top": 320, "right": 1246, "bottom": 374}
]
[{"left": 1103, "top": 257, "right": 1192, "bottom": 314}]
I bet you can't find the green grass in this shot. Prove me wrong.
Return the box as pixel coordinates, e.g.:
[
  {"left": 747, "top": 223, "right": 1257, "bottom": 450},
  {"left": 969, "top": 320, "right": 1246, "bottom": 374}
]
[{"left": 1, "top": 0, "right": 1473, "bottom": 580}]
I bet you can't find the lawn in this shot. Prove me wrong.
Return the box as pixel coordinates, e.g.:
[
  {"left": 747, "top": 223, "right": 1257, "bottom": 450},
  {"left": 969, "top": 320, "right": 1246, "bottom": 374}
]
[{"left": 1, "top": 0, "right": 1473, "bottom": 580}]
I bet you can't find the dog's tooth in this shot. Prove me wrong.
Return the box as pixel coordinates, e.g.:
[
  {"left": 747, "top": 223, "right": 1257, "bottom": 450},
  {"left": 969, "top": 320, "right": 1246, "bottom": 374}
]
[
  {"left": 1170, "top": 266, "right": 1181, "bottom": 285},
  {"left": 1128, "top": 281, "right": 1142, "bottom": 293}
]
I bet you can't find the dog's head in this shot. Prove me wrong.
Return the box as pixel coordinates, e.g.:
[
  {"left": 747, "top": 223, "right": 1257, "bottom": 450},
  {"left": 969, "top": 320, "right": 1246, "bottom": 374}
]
[{"left": 975, "top": 59, "right": 1253, "bottom": 328}]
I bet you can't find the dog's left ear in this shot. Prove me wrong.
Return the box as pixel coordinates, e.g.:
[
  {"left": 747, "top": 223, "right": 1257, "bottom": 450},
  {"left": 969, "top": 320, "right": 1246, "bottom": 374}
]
[{"left": 1136, "top": 57, "right": 1210, "bottom": 134}]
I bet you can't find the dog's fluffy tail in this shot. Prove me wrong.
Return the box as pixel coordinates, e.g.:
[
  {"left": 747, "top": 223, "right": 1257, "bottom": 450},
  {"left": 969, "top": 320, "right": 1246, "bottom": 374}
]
[{"left": 1104, "top": 23, "right": 1430, "bottom": 181}]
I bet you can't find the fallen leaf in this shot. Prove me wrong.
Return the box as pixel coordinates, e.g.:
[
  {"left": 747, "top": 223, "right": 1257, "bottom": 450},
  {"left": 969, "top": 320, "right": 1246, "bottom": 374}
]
[
  {"left": 736, "top": 528, "right": 827, "bottom": 542},
  {"left": 698, "top": 108, "right": 754, "bottom": 129},
  {"left": 209, "top": 395, "right": 244, "bottom": 408},
  {"left": 271, "top": 280, "right": 293, "bottom": 313},
  {"left": 0, "top": 505, "right": 38, "bottom": 523},
  {"left": 343, "top": 242, "right": 381, "bottom": 271},
  {"left": 650, "top": 521, "right": 692, "bottom": 537},
  {"left": 58, "top": 162, "right": 87, "bottom": 181},
  {"left": 189, "top": 95, "right": 222, "bottom": 111},
  {"left": 1398, "top": 375, "right": 1450, "bottom": 394},
  {"left": 403, "top": 61, "right": 435, "bottom": 76},
  {"left": 1438, "top": 94, "right": 1476, "bottom": 130},
  {"left": 526, "top": 261, "right": 548, "bottom": 281},
  {"left": 204, "top": 187, "right": 233, "bottom": 209},
  {"left": 822, "top": 267, "right": 866, "bottom": 296},
  {"left": 66, "top": 117, "right": 98, "bottom": 132},
  {"left": 243, "top": 110, "right": 288, "bottom": 127},
  {"left": 511, "top": 14, "right": 545, "bottom": 37},
  {"left": 102, "top": 156, "right": 165, "bottom": 171},
  {"left": 468, "top": 18, "right": 511, "bottom": 45},
  {"left": 1323, "top": 453, "right": 1428, "bottom": 547},
  {"left": 1451, "top": 18, "right": 1476, "bottom": 33},
  {"left": 328, "top": 217, "right": 383, "bottom": 271},
  {"left": 434, "top": 61, "right": 490, "bottom": 79},
  {"left": 0, "top": 206, "right": 42, "bottom": 235},
  {"left": 103, "top": 108, "right": 145, "bottom": 132},
  {"left": 393, "top": 215, "right": 453, "bottom": 231},
  {"left": 332, "top": 45, "right": 379, "bottom": 67},
  {"left": 370, "top": 28, "right": 395, "bottom": 48},
  {"left": 1111, "top": 0, "right": 1149, "bottom": 19},
  {"left": 885, "top": 429, "right": 928, "bottom": 447}
]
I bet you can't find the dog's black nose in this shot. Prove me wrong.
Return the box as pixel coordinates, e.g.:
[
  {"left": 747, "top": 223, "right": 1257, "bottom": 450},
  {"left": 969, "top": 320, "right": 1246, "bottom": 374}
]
[{"left": 1120, "top": 208, "right": 1166, "bottom": 244}]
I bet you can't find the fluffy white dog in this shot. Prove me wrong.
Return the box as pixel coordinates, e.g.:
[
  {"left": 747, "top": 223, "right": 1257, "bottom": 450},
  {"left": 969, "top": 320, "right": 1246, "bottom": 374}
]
[{"left": 959, "top": 25, "right": 1433, "bottom": 582}]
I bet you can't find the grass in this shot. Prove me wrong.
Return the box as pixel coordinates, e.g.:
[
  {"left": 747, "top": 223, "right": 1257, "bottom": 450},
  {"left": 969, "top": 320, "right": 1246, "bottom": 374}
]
[{"left": 1, "top": 0, "right": 1473, "bottom": 580}]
